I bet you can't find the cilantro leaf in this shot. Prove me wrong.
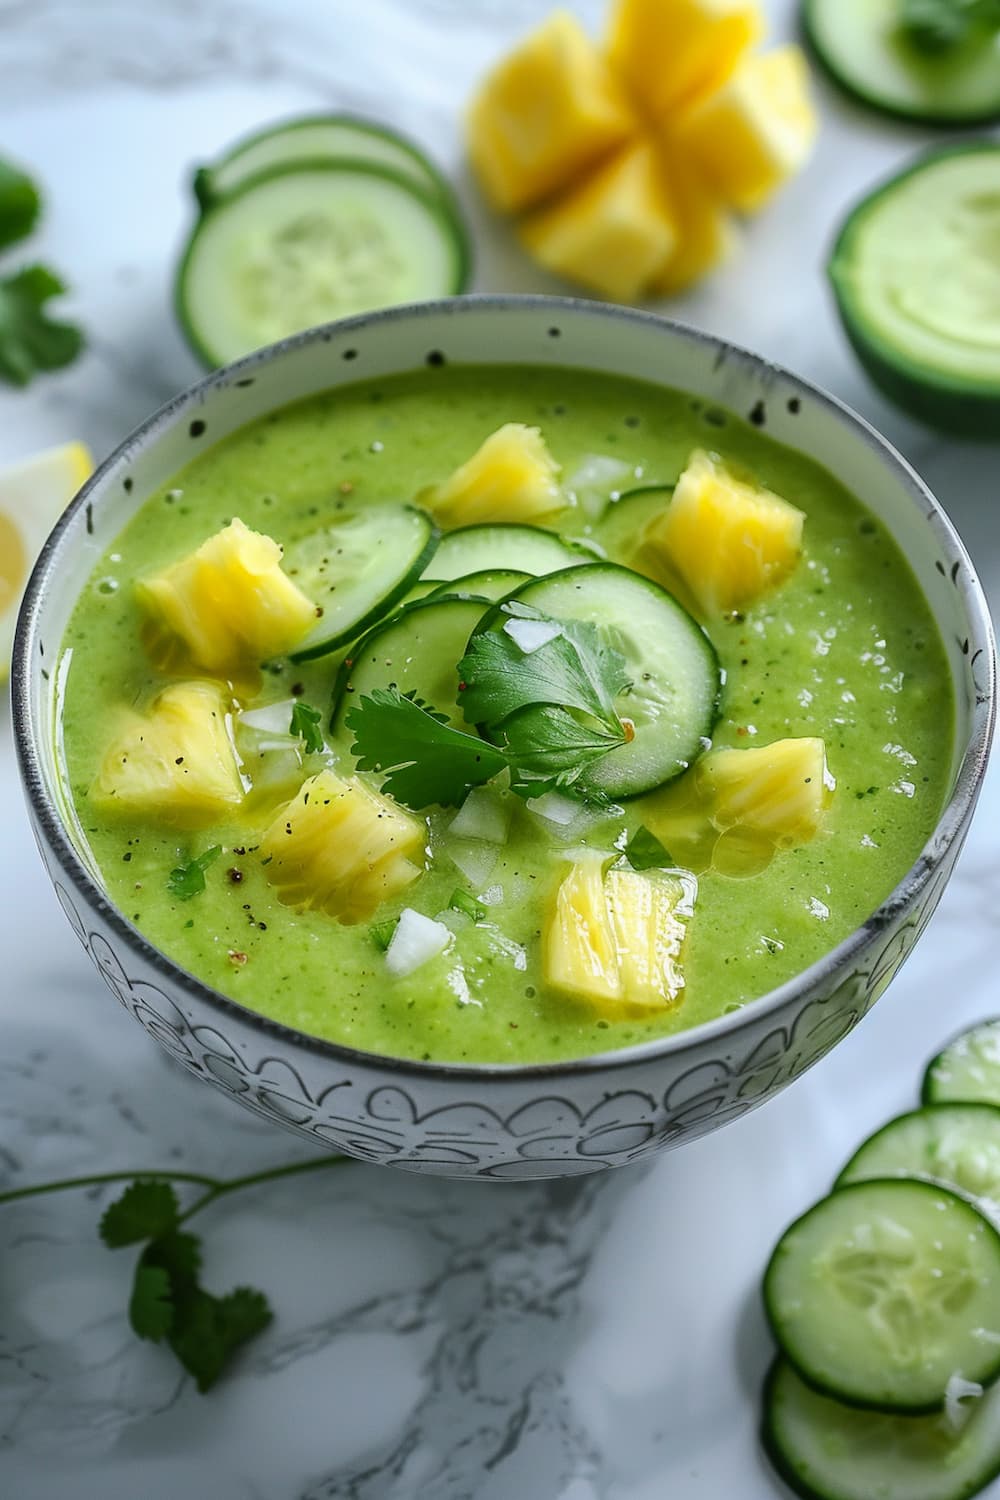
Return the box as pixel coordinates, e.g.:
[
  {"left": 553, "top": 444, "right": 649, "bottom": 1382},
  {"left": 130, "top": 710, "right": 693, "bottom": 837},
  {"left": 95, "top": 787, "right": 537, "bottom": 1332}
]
[
  {"left": 449, "top": 889, "right": 486, "bottom": 922},
  {"left": 458, "top": 604, "right": 631, "bottom": 734},
  {"left": 0, "top": 157, "right": 41, "bottom": 251},
  {"left": 289, "top": 700, "right": 324, "bottom": 755},
  {"left": 346, "top": 688, "right": 507, "bottom": 810},
  {"left": 99, "top": 1180, "right": 181, "bottom": 1247},
  {"left": 0, "top": 265, "right": 84, "bottom": 387},
  {"left": 370, "top": 917, "right": 398, "bottom": 951},
  {"left": 500, "top": 704, "right": 627, "bottom": 797},
  {"left": 167, "top": 845, "right": 222, "bottom": 901},
  {"left": 129, "top": 1263, "right": 175, "bottom": 1341},
  {"left": 624, "top": 825, "right": 674, "bottom": 871},
  {"left": 142, "top": 1228, "right": 204, "bottom": 1288},
  {"left": 167, "top": 1285, "right": 272, "bottom": 1393}
]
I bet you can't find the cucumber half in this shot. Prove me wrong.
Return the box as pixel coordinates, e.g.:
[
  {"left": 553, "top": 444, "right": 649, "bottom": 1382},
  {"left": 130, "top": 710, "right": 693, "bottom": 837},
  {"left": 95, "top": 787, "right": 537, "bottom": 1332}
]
[
  {"left": 763, "top": 1357, "right": 1000, "bottom": 1500},
  {"left": 282, "top": 504, "right": 438, "bottom": 661},
  {"left": 925, "top": 1020, "right": 1000, "bottom": 1107},
  {"left": 471, "top": 564, "right": 721, "bottom": 800},
  {"left": 836, "top": 1103, "right": 1000, "bottom": 1208},
  {"left": 803, "top": 0, "right": 1000, "bottom": 125},
  {"left": 193, "top": 113, "right": 452, "bottom": 209},
  {"left": 764, "top": 1178, "right": 1000, "bottom": 1413},
  {"left": 828, "top": 144, "right": 1000, "bottom": 437},
  {"left": 594, "top": 485, "right": 674, "bottom": 562},
  {"left": 176, "top": 160, "right": 471, "bottom": 368},
  {"left": 423, "top": 524, "right": 595, "bottom": 582}
]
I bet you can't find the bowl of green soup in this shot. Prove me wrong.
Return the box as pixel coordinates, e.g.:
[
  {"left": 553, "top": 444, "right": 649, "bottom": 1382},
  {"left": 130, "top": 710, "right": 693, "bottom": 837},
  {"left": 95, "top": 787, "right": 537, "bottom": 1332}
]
[{"left": 13, "top": 297, "right": 994, "bottom": 1178}]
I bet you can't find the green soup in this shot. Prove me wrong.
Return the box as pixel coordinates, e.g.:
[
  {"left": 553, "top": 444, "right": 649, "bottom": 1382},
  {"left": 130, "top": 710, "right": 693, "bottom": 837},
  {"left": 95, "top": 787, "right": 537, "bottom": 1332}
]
[{"left": 58, "top": 366, "right": 952, "bottom": 1063}]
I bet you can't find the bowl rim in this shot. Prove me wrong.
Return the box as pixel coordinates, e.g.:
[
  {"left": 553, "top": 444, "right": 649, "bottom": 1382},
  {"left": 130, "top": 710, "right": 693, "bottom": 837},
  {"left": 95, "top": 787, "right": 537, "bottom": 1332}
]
[{"left": 13, "top": 293, "right": 996, "bottom": 1081}]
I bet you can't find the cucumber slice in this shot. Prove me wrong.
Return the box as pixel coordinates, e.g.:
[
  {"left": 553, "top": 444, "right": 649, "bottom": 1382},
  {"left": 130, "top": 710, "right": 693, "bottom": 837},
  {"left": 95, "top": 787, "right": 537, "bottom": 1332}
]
[
  {"left": 925, "top": 1021, "right": 1000, "bottom": 1107},
  {"left": 423, "top": 524, "right": 595, "bottom": 582},
  {"left": 764, "top": 1179, "right": 1000, "bottom": 1413},
  {"left": 396, "top": 578, "right": 441, "bottom": 608},
  {"left": 828, "top": 145, "right": 1000, "bottom": 437},
  {"left": 475, "top": 564, "right": 721, "bottom": 800},
  {"left": 331, "top": 595, "right": 488, "bottom": 733},
  {"left": 282, "top": 504, "right": 438, "bottom": 661},
  {"left": 763, "top": 1357, "right": 1000, "bottom": 1500},
  {"left": 176, "top": 161, "right": 471, "bottom": 368},
  {"left": 803, "top": 0, "right": 1000, "bottom": 125},
  {"left": 425, "top": 569, "right": 532, "bottom": 603},
  {"left": 193, "top": 114, "right": 451, "bottom": 209},
  {"left": 595, "top": 485, "right": 674, "bottom": 562},
  {"left": 836, "top": 1105, "right": 1000, "bottom": 1208}
]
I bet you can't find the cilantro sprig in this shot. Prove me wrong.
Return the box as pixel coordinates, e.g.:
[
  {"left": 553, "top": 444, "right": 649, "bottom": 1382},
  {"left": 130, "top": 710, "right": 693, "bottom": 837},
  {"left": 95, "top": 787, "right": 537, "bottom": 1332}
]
[
  {"left": 624, "top": 825, "right": 674, "bottom": 871},
  {"left": 167, "top": 845, "right": 222, "bottom": 901},
  {"left": 0, "top": 154, "right": 84, "bottom": 386},
  {"left": 345, "top": 604, "right": 633, "bottom": 810},
  {"left": 289, "top": 699, "right": 325, "bottom": 754},
  {"left": 0, "top": 1156, "right": 348, "bottom": 1392}
]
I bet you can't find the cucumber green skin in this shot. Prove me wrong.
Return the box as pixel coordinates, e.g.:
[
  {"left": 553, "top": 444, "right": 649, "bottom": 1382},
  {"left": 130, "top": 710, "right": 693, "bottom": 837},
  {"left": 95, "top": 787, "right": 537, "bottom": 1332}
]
[
  {"left": 424, "top": 524, "right": 596, "bottom": 583},
  {"left": 761, "top": 1357, "right": 1000, "bottom": 1500},
  {"left": 175, "top": 158, "right": 473, "bottom": 371},
  {"left": 828, "top": 145, "right": 1000, "bottom": 439},
  {"left": 923, "top": 1018, "right": 1000, "bottom": 1106},
  {"left": 425, "top": 569, "right": 533, "bottom": 603},
  {"left": 192, "top": 112, "right": 457, "bottom": 211},
  {"left": 801, "top": 0, "right": 1000, "bottom": 125},
  {"left": 763, "top": 1178, "right": 1000, "bottom": 1414},
  {"left": 288, "top": 510, "right": 441, "bottom": 663}
]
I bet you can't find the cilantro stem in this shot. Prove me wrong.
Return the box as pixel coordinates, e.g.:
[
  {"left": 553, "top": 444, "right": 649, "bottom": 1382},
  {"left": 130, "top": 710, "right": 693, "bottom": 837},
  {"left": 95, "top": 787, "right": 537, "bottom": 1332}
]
[{"left": 0, "top": 1155, "right": 349, "bottom": 1214}]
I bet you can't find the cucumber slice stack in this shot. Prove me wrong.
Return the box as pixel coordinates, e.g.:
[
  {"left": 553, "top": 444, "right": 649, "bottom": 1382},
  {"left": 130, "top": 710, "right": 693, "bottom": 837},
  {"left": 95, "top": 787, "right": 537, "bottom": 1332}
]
[
  {"left": 176, "top": 114, "right": 471, "bottom": 368},
  {"left": 760, "top": 1015, "right": 1000, "bottom": 1500}
]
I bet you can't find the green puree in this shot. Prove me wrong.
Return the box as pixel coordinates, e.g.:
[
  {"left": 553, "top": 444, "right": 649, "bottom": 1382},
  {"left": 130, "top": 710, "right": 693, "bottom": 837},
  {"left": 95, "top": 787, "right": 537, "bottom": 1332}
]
[{"left": 58, "top": 366, "right": 952, "bottom": 1064}]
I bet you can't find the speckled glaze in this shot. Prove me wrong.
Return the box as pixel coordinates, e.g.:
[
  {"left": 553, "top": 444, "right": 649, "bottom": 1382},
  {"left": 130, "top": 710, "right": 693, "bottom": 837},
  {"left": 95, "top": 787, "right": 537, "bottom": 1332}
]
[{"left": 12, "top": 297, "right": 995, "bottom": 1179}]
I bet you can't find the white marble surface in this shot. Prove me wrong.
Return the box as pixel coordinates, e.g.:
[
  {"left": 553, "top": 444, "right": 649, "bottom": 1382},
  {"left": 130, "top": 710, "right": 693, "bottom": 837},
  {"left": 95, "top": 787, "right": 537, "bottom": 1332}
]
[{"left": 1, "top": 1, "right": 998, "bottom": 1495}]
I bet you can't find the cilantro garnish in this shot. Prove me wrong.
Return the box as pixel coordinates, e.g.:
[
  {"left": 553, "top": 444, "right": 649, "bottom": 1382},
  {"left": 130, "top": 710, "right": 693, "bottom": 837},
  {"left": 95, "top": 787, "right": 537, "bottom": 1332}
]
[
  {"left": 449, "top": 889, "right": 486, "bottom": 922},
  {"left": 0, "top": 156, "right": 40, "bottom": 252},
  {"left": 345, "top": 605, "right": 633, "bottom": 810},
  {"left": 624, "top": 825, "right": 674, "bottom": 871},
  {"left": 289, "top": 699, "right": 325, "bottom": 754},
  {"left": 167, "top": 845, "right": 222, "bottom": 901},
  {"left": 0, "top": 265, "right": 84, "bottom": 387},
  {"left": 370, "top": 916, "right": 398, "bottom": 951},
  {"left": 900, "top": 0, "right": 1000, "bottom": 51}
]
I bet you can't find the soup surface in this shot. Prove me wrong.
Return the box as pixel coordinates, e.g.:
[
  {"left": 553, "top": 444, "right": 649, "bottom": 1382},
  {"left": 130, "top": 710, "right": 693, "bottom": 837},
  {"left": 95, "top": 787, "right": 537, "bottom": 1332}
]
[{"left": 58, "top": 365, "right": 952, "bottom": 1063}]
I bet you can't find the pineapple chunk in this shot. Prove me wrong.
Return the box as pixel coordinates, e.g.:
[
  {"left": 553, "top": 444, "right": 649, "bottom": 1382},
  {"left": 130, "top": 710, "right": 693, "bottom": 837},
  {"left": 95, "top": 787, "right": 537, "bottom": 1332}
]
[
  {"left": 606, "top": 0, "right": 761, "bottom": 119},
  {"left": 424, "top": 423, "right": 563, "bottom": 528},
  {"left": 136, "top": 517, "right": 316, "bottom": 676},
  {"left": 645, "top": 448, "right": 804, "bottom": 617},
  {"left": 678, "top": 46, "right": 818, "bottom": 213},
  {"left": 468, "top": 9, "right": 637, "bottom": 214},
  {"left": 91, "top": 680, "right": 244, "bottom": 824},
  {"left": 520, "top": 141, "right": 679, "bottom": 302},
  {"left": 544, "top": 853, "right": 695, "bottom": 1012},
  {"left": 698, "top": 737, "right": 834, "bottom": 847},
  {"left": 648, "top": 146, "right": 737, "bottom": 295},
  {"left": 260, "top": 769, "right": 424, "bottom": 924}
]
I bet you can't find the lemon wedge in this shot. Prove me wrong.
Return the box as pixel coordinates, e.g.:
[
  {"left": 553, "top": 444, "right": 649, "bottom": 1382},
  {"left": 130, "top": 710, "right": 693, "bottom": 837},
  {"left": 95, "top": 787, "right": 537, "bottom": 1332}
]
[{"left": 0, "top": 441, "right": 92, "bottom": 682}]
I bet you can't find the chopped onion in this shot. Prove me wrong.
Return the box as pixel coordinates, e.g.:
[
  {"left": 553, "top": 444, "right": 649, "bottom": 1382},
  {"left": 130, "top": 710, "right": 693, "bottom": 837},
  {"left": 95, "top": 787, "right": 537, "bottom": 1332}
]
[
  {"left": 478, "top": 883, "right": 504, "bottom": 906},
  {"left": 384, "top": 909, "right": 451, "bottom": 976},
  {"left": 503, "top": 617, "right": 562, "bottom": 654},
  {"left": 448, "top": 786, "right": 511, "bottom": 843},
  {"left": 527, "top": 791, "right": 624, "bottom": 843},
  {"left": 528, "top": 791, "right": 579, "bottom": 826},
  {"left": 443, "top": 836, "right": 499, "bottom": 888},
  {"left": 239, "top": 700, "right": 298, "bottom": 736},
  {"left": 944, "top": 1373, "right": 983, "bottom": 1432},
  {"left": 566, "top": 454, "right": 634, "bottom": 519}
]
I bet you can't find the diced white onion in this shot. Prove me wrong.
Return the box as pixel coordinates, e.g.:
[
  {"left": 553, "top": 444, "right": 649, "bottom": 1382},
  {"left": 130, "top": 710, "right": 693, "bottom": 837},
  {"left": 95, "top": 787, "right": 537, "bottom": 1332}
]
[
  {"left": 503, "top": 617, "right": 562, "bottom": 654},
  {"left": 526, "top": 791, "right": 625, "bottom": 843},
  {"left": 384, "top": 908, "right": 451, "bottom": 976},
  {"left": 566, "top": 454, "right": 634, "bottom": 518},
  {"left": 448, "top": 786, "right": 511, "bottom": 843},
  {"left": 443, "top": 836, "right": 499, "bottom": 887},
  {"left": 478, "top": 883, "right": 504, "bottom": 906},
  {"left": 239, "top": 700, "right": 298, "bottom": 735},
  {"left": 944, "top": 1373, "right": 983, "bottom": 1432},
  {"left": 528, "top": 791, "right": 580, "bottom": 826}
]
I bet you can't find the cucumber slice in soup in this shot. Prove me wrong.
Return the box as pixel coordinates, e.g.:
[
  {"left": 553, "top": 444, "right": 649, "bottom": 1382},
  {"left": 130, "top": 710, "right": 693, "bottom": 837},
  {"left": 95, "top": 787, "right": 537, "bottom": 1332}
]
[
  {"left": 764, "top": 1179, "right": 1000, "bottom": 1413},
  {"left": 282, "top": 504, "right": 438, "bottom": 661},
  {"left": 331, "top": 595, "right": 488, "bottom": 733},
  {"left": 803, "top": 0, "right": 1000, "bottom": 125},
  {"left": 595, "top": 485, "right": 674, "bottom": 562},
  {"left": 828, "top": 145, "right": 1000, "bottom": 437},
  {"left": 836, "top": 1104, "right": 1000, "bottom": 1209},
  {"left": 924, "top": 1020, "right": 1000, "bottom": 1106},
  {"left": 763, "top": 1357, "right": 1000, "bottom": 1500},
  {"left": 193, "top": 114, "right": 451, "bottom": 208},
  {"left": 425, "top": 568, "right": 532, "bottom": 603},
  {"left": 474, "top": 564, "right": 721, "bottom": 799},
  {"left": 176, "top": 161, "right": 471, "bottom": 368},
  {"left": 423, "top": 524, "right": 595, "bottom": 582}
]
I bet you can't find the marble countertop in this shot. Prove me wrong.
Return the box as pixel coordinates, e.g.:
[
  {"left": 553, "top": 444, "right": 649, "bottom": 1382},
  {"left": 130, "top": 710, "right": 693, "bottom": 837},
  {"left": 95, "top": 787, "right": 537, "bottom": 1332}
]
[{"left": 1, "top": 1, "right": 998, "bottom": 1495}]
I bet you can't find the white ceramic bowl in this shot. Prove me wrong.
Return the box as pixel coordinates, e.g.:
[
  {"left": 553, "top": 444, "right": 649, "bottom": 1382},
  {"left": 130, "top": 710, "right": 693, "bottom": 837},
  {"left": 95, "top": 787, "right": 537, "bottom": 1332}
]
[{"left": 13, "top": 297, "right": 996, "bottom": 1179}]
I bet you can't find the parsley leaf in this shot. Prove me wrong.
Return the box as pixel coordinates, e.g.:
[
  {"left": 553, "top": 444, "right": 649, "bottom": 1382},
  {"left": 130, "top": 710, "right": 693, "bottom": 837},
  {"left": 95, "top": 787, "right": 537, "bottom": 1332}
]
[
  {"left": 0, "top": 265, "right": 84, "bottom": 387},
  {"left": 0, "top": 157, "right": 41, "bottom": 251},
  {"left": 624, "top": 825, "right": 674, "bottom": 871},
  {"left": 346, "top": 688, "right": 508, "bottom": 809},
  {"left": 100, "top": 1180, "right": 181, "bottom": 1246},
  {"left": 289, "top": 699, "right": 324, "bottom": 754},
  {"left": 167, "top": 845, "right": 222, "bottom": 901},
  {"left": 458, "top": 604, "right": 630, "bottom": 733}
]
